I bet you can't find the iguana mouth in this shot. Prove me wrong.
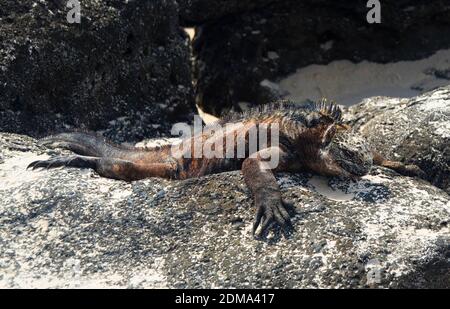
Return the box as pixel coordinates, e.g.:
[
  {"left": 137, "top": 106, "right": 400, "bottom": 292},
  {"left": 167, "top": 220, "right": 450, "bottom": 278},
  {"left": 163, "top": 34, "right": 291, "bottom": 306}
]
[{"left": 335, "top": 156, "right": 373, "bottom": 177}]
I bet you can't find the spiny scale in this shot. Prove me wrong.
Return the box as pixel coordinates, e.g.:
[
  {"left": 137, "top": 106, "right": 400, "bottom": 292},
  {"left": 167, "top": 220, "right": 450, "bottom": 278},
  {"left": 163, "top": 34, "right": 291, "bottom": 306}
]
[
  {"left": 220, "top": 99, "right": 343, "bottom": 124},
  {"left": 316, "top": 98, "right": 342, "bottom": 123}
]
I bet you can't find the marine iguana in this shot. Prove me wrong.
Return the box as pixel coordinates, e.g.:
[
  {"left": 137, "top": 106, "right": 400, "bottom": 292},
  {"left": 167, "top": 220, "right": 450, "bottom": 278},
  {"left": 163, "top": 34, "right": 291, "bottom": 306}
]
[{"left": 28, "top": 101, "right": 424, "bottom": 238}]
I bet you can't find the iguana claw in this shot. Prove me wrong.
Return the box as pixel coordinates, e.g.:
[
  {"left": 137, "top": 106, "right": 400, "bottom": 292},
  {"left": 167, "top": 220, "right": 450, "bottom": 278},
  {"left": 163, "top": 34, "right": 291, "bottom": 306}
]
[{"left": 253, "top": 199, "right": 293, "bottom": 239}]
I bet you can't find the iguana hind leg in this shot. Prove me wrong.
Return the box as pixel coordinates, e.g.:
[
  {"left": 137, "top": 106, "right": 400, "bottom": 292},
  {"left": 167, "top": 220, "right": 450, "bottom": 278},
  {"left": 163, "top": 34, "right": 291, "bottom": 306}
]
[{"left": 28, "top": 155, "right": 178, "bottom": 181}]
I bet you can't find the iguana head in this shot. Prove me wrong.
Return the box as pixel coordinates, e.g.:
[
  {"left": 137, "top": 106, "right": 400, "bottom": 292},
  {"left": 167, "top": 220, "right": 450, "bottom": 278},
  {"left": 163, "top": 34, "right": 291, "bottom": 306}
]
[{"left": 328, "top": 130, "right": 373, "bottom": 177}]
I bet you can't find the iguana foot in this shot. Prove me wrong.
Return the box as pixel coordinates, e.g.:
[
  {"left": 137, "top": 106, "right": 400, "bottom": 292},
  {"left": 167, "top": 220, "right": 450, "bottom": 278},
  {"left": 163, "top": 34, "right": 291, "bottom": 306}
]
[
  {"left": 253, "top": 199, "right": 293, "bottom": 239},
  {"left": 400, "top": 164, "right": 426, "bottom": 178},
  {"left": 27, "top": 155, "right": 97, "bottom": 170}
]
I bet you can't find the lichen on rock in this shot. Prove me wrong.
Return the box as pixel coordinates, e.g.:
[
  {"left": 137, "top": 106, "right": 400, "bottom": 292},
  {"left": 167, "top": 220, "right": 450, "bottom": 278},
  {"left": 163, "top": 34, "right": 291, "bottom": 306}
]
[{"left": 346, "top": 86, "right": 450, "bottom": 194}]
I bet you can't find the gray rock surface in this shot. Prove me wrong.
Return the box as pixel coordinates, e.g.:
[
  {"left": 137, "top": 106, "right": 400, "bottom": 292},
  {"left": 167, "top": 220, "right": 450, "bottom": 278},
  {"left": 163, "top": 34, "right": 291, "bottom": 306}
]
[
  {"left": 192, "top": 0, "right": 450, "bottom": 115},
  {"left": 0, "top": 0, "right": 194, "bottom": 142},
  {"left": 346, "top": 86, "right": 450, "bottom": 195},
  {"left": 1, "top": 131, "right": 449, "bottom": 288}
]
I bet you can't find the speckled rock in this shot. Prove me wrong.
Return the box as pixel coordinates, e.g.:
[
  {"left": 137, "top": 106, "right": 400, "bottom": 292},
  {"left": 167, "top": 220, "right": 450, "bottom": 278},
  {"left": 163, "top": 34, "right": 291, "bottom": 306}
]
[
  {"left": 0, "top": 132, "right": 449, "bottom": 288},
  {"left": 192, "top": 0, "right": 450, "bottom": 115},
  {"left": 0, "top": 0, "right": 194, "bottom": 142},
  {"left": 346, "top": 86, "right": 450, "bottom": 195}
]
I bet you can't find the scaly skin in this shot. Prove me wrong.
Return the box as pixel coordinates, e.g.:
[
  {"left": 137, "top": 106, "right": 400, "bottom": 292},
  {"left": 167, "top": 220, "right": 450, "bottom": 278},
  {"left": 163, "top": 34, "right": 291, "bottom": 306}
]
[{"left": 28, "top": 101, "right": 425, "bottom": 238}]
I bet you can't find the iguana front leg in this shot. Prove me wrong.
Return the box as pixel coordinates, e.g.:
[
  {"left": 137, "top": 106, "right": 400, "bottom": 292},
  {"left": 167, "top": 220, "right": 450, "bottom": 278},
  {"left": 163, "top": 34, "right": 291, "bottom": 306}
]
[
  {"left": 372, "top": 152, "right": 426, "bottom": 178},
  {"left": 242, "top": 147, "right": 294, "bottom": 238}
]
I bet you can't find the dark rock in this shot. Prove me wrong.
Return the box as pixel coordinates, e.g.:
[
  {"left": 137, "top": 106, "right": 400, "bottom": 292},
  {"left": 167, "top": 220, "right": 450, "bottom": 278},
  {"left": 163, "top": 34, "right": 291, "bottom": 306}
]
[
  {"left": 346, "top": 86, "right": 450, "bottom": 194},
  {"left": 1, "top": 131, "right": 449, "bottom": 288},
  {"left": 178, "top": 0, "right": 280, "bottom": 26},
  {"left": 192, "top": 0, "right": 450, "bottom": 115},
  {"left": 0, "top": 0, "right": 194, "bottom": 142}
]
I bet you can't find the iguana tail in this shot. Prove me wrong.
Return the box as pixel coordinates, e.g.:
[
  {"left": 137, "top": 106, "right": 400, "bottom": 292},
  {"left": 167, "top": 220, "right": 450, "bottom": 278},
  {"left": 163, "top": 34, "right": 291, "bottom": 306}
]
[{"left": 38, "top": 132, "right": 139, "bottom": 159}]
